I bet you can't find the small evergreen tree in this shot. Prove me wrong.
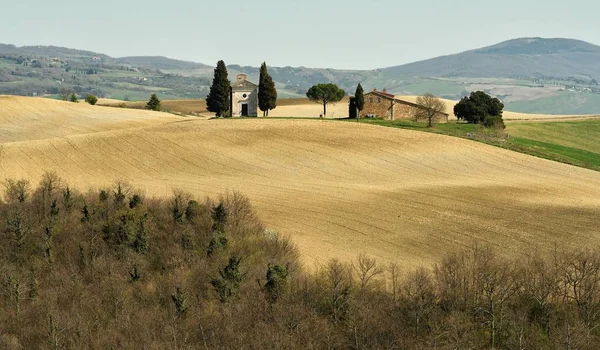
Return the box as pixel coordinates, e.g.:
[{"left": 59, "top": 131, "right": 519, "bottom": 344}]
[
  {"left": 62, "top": 186, "right": 73, "bottom": 214},
  {"left": 264, "top": 264, "right": 288, "bottom": 303},
  {"left": 211, "top": 202, "right": 227, "bottom": 233},
  {"left": 185, "top": 200, "right": 201, "bottom": 222},
  {"left": 206, "top": 60, "right": 230, "bottom": 117},
  {"left": 69, "top": 93, "right": 78, "bottom": 103},
  {"left": 113, "top": 183, "right": 126, "bottom": 209},
  {"left": 258, "top": 62, "right": 277, "bottom": 116},
  {"left": 171, "top": 287, "right": 188, "bottom": 316},
  {"left": 132, "top": 214, "right": 149, "bottom": 254},
  {"left": 8, "top": 213, "right": 25, "bottom": 261},
  {"left": 129, "top": 265, "right": 141, "bottom": 282},
  {"left": 145, "top": 94, "right": 161, "bottom": 111},
  {"left": 211, "top": 255, "right": 242, "bottom": 303},
  {"left": 129, "top": 194, "right": 142, "bottom": 209}
]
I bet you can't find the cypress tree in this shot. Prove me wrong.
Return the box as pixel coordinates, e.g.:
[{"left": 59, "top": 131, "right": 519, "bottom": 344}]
[
  {"left": 354, "top": 83, "right": 365, "bottom": 116},
  {"left": 206, "top": 60, "right": 230, "bottom": 117},
  {"left": 265, "top": 74, "right": 277, "bottom": 115},
  {"left": 258, "top": 62, "right": 277, "bottom": 116},
  {"left": 258, "top": 63, "right": 267, "bottom": 116}
]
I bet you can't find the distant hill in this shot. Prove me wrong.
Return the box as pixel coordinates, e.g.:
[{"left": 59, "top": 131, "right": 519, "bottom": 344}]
[
  {"left": 116, "top": 56, "right": 209, "bottom": 70},
  {"left": 2, "top": 38, "right": 600, "bottom": 114},
  {"left": 0, "top": 44, "right": 111, "bottom": 60},
  {"left": 382, "top": 38, "right": 600, "bottom": 81}
]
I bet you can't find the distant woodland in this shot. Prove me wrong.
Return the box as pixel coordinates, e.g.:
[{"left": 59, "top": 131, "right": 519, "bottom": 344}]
[{"left": 1, "top": 173, "right": 599, "bottom": 349}]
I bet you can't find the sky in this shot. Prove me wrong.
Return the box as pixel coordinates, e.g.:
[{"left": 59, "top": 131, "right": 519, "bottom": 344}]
[{"left": 3, "top": 0, "right": 600, "bottom": 70}]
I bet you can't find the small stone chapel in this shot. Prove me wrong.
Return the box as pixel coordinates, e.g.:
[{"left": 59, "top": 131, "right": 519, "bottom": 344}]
[{"left": 230, "top": 74, "right": 258, "bottom": 117}]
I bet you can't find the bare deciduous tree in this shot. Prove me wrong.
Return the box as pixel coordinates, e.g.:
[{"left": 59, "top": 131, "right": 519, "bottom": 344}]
[
  {"left": 562, "top": 250, "right": 600, "bottom": 345},
  {"left": 3, "top": 179, "right": 31, "bottom": 204},
  {"left": 354, "top": 253, "right": 383, "bottom": 294},
  {"left": 388, "top": 262, "right": 400, "bottom": 302},
  {"left": 415, "top": 93, "right": 447, "bottom": 127},
  {"left": 403, "top": 267, "right": 436, "bottom": 337},
  {"left": 322, "top": 259, "right": 353, "bottom": 322}
]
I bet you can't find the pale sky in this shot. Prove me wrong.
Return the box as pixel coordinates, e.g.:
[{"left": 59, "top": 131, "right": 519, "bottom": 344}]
[{"left": 3, "top": 0, "right": 599, "bottom": 69}]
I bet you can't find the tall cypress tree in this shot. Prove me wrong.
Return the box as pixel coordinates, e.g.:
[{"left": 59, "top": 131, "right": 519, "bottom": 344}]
[
  {"left": 354, "top": 84, "right": 365, "bottom": 116},
  {"left": 258, "top": 62, "right": 277, "bottom": 117},
  {"left": 206, "top": 60, "right": 230, "bottom": 117},
  {"left": 265, "top": 74, "right": 277, "bottom": 116}
]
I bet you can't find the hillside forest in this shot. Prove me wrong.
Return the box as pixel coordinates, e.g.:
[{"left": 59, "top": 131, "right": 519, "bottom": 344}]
[{"left": 1, "top": 173, "right": 599, "bottom": 349}]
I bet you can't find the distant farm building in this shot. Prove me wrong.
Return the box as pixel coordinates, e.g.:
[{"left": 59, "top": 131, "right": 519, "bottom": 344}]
[
  {"left": 361, "top": 89, "right": 449, "bottom": 122},
  {"left": 230, "top": 74, "right": 258, "bottom": 117}
]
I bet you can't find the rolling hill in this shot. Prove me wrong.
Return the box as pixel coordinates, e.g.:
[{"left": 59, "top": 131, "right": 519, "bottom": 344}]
[{"left": 2, "top": 96, "right": 599, "bottom": 268}]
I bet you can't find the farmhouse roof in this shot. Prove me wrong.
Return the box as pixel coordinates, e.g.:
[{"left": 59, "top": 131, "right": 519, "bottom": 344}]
[
  {"left": 365, "top": 89, "right": 450, "bottom": 117},
  {"left": 392, "top": 97, "right": 450, "bottom": 116},
  {"left": 367, "top": 89, "right": 395, "bottom": 100}
]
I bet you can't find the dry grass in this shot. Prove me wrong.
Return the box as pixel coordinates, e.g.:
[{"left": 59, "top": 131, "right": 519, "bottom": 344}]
[
  {"left": 4, "top": 96, "right": 599, "bottom": 268},
  {"left": 0, "top": 95, "right": 179, "bottom": 143},
  {"left": 98, "top": 99, "right": 210, "bottom": 116},
  {"left": 100, "top": 97, "right": 351, "bottom": 118}
]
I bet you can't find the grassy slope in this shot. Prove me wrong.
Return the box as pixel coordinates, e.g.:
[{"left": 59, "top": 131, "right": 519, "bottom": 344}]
[
  {"left": 507, "top": 119, "right": 600, "bottom": 154},
  {"left": 351, "top": 118, "right": 600, "bottom": 172},
  {"left": 507, "top": 119, "right": 600, "bottom": 171},
  {"left": 506, "top": 91, "right": 600, "bottom": 115}
]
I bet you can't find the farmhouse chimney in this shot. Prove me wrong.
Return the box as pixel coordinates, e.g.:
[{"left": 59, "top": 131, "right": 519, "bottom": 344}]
[{"left": 237, "top": 74, "right": 247, "bottom": 82}]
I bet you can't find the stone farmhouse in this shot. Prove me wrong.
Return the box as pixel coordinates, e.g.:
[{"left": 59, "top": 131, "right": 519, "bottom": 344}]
[
  {"left": 361, "top": 89, "right": 449, "bottom": 122},
  {"left": 230, "top": 74, "right": 258, "bottom": 117}
]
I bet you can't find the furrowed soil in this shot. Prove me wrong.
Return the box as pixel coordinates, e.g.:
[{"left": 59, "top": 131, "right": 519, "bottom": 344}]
[{"left": 2, "top": 96, "right": 599, "bottom": 268}]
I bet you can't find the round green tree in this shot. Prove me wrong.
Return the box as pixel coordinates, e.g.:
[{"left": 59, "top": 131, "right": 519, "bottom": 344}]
[
  {"left": 454, "top": 91, "right": 504, "bottom": 125},
  {"left": 306, "top": 83, "right": 345, "bottom": 117}
]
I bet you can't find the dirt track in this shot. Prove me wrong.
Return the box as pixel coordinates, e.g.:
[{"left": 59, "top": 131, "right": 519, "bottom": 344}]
[{"left": 2, "top": 97, "right": 599, "bottom": 268}]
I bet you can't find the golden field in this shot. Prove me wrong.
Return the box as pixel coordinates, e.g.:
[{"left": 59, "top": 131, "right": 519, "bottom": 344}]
[{"left": 2, "top": 96, "right": 600, "bottom": 268}]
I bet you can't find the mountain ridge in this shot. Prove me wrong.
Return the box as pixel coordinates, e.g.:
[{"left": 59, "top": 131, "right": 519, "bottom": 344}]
[{"left": 4, "top": 37, "right": 600, "bottom": 72}]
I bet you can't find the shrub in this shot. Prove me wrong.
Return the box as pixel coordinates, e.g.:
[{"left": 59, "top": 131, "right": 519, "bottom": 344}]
[
  {"left": 484, "top": 115, "right": 505, "bottom": 129},
  {"left": 84, "top": 94, "right": 98, "bottom": 105}
]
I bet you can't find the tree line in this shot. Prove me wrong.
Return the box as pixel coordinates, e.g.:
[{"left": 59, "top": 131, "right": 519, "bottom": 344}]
[{"left": 0, "top": 173, "right": 599, "bottom": 349}]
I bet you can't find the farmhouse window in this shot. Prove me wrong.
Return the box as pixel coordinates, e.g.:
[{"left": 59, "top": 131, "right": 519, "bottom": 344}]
[
  {"left": 369, "top": 98, "right": 373, "bottom": 103},
  {"left": 377, "top": 97, "right": 381, "bottom": 103}
]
